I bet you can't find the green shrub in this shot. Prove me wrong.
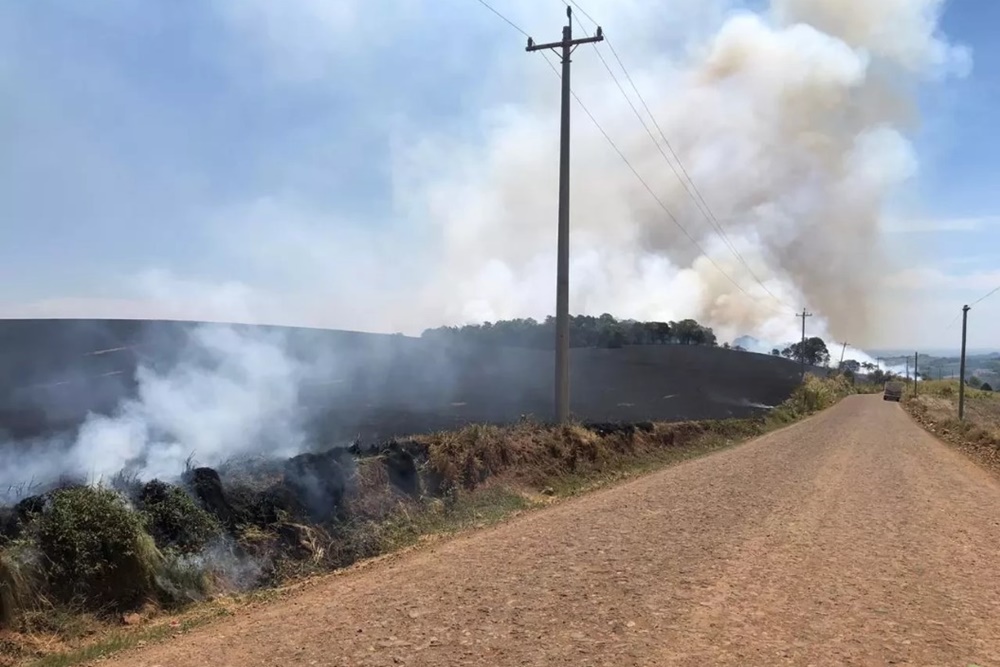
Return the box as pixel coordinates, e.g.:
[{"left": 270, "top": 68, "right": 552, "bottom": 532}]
[
  {"left": 138, "top": 480, "right": 221, "bottom": 554},
  {"left": 35, "top": 486, "right": 162, "bottom": 612}
]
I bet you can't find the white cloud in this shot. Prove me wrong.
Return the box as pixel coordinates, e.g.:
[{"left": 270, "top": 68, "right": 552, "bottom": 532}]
[
  {"left": 883, "top": 215, "right": 1000, "bottom": 233},
  {"left": 884, "top": 267, "right": 1000, "bottom": 292}
]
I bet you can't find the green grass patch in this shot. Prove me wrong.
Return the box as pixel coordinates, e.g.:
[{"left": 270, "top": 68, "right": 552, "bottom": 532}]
[{"left": 27, "top": 607, "right": 230, "bottom": 667}]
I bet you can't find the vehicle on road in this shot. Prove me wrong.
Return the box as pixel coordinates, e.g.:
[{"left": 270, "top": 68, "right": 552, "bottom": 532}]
[{"left": 883, "top": 380, "right": 904, "bottom": 401}]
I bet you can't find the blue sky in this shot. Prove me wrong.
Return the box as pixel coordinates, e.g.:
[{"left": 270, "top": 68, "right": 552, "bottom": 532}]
[{"left": 0, "top": 0, "right": 997, "bottom": 350}]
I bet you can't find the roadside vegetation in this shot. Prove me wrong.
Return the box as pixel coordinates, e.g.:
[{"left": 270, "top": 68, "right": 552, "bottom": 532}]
[
  {"left": 0, "top": 374, "right": 856, "bottom": 667},
  {"left": 904, "top": 379, "right": 1000, "bottom": 475}
]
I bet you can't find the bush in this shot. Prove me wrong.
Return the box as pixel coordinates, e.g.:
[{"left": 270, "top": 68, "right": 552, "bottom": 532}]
[
  {"left": 35, "top": 486, "right": 161, "bottom": 612},
  {"left": 767, "top": 375, "right": 852, "bottom": 425},
  {"left": 138, "top": 480, "right": 221, "bottom": 554}
]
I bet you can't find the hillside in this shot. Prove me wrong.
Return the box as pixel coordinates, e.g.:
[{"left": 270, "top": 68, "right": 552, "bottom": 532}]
[{"left": 0, "top": 319, "right": 817, "bottom": 445}]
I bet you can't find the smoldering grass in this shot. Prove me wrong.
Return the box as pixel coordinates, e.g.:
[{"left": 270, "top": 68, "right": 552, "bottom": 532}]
[{"left": 0, "top": 538, "right": 44, "bottom": 626}]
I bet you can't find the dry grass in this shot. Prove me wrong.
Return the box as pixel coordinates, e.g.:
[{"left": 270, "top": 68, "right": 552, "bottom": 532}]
[
  {"left": 0, "top": 542, "right": 42, "bottom": 629},
  {"left": 905, "top": 380, "right": 1000, "bottom": 474}
]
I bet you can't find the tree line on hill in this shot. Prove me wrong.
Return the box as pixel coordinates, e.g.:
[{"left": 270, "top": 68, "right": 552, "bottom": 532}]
[
  {"left": 422, "top": 314, "right": 718, "bottom": 349},
  {"left": 422, "top": 316, "right": 954, "bottom": 385},
  {"left": 422, "top": 315, "right": 840, "bottom": 366}
]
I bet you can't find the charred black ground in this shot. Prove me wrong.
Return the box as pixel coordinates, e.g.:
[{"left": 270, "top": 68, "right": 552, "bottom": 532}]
[{"left": 0, "top": 318, "right": 821, "bottom": 445}]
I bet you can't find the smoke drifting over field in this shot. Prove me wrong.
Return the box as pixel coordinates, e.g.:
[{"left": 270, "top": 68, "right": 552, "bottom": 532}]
[
  {"left": 399, "top": 0, "right": 968, "bottom": 347},
  {"left": 0, "top": 326, "right": 319, "bottom": 491},
  {"left": 0, "top": 1, "right": 969, "bottom": 490}
]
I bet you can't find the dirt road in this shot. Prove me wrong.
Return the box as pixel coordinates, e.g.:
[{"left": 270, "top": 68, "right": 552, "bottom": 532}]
[{"left": 106, "top": 395, "right": 1000, "bottom": 666}]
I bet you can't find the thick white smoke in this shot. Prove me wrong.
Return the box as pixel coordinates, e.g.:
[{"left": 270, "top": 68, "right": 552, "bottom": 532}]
[
  {"left": 387, "top": 0, "right": 968, "bottom": 347},
  {"left": 0, "top": 325, "right": 323, "bottom": 492}
]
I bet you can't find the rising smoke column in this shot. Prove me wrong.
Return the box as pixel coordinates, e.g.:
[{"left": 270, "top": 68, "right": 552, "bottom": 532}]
[{"left": 398, "top": 0, "right": 968, "bottom": 346}]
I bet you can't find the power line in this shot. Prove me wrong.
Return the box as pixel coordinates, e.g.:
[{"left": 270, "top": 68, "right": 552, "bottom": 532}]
[
  {"left": 562, "top": 0, "right": 793, "bottom": 311},
  {"left": 474, "top": 0, "right": 530, "bottom": 38},
  {"left": 538, "top": 52, "right": 788, "bottom": 313},
  {"left": 971, "top": 284, "right": 1000, "bottom": 307},
  {"left": 475, "top": 0, "right": 789, "bottom": 315},
  {"left": 945, "top": 283, "right": 1000, "bottom": 330}
]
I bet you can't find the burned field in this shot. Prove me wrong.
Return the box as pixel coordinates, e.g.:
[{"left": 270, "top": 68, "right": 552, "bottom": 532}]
[{"left": 0, "top": 318, "right": 811, "bottom": 444}]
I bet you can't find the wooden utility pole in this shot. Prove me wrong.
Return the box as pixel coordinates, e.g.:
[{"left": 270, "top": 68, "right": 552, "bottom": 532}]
[
  {"left": 839, "top": 342, "right": 848, "bottom": 368},
  {"left": 796, "top": 309, "right": 813, "bottom": 381},
  {"left": 914, "top": 352, "right": 919, "bottom": 396},
  {"left": 959, "top": 304, "right": 970, "bottom": 420},
  {"left": 905, "top": 356, "right": 910, "bottom": 385},
  {"left": 526, "top": 7, "right": 604, "bottom": 424}
]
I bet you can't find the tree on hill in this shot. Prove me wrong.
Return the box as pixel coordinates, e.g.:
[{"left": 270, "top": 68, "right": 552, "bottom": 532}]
[
  {"left": 839, "top": 359, "right": 861, "bottom": 374},
  {"left": 781, "top": 337, "right": 831, "bottom": 366}
]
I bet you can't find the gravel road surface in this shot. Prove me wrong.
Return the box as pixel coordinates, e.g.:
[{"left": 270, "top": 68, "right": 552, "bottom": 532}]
[{"left": 104, "top": 395, "right": 1000, "bottom": 666}]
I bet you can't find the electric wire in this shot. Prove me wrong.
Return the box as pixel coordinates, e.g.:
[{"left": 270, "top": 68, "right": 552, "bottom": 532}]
[
  {"left": 475, "top": 0, "right": 790, "bottom": 314},
  {"left": 537, "top": 52, "right": 790, "bottom": 313},
  {"left": 474, "top": 0, "right": 531, "bottom": 38},
  {"left": 563, "top": 0, "right": 793, "bottom": 311},
  {"left": 971, "top": 284, "right": 1000, "bottom": 307}
]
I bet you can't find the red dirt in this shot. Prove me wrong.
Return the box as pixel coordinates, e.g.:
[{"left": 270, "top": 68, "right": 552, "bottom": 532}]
[{"left": 101, "top": 395, "right": 1000, "bottom": 666}]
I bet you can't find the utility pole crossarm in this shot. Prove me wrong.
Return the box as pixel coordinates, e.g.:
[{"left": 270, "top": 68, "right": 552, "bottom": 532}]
[{"left": 526, "top": 32, "right": 604, "bottom": 52}]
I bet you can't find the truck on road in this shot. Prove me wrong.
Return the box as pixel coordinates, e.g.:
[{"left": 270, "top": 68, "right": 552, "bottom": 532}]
[{"left": 883, "top": 380, "right": 904, "bottom": 402}]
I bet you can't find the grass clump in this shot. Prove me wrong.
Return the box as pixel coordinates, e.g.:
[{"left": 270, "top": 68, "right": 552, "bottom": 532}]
[
  {"left": 35, "top": 486, "right": 162, "bottom": 612},
  {"left": 137, "top": 480, "right": 221, "bottom": 555},
  {"left": 0, "top": 539, "right": 43, "bottom": 627}
]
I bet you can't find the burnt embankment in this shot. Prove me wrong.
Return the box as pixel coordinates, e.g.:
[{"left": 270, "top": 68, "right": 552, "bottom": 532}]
[{"left": 0, "top": 415, "right": 753, "bottom": 631}]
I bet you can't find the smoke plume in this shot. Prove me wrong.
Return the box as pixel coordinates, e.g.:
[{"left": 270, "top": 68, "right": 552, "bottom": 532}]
[{"left": 387, "top": 0, "right": 968, "bottom": 346}]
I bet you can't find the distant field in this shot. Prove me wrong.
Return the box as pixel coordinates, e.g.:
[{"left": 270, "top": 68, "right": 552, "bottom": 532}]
[{"left": 0, "top": 318, "right": 819, "bottom": 444}]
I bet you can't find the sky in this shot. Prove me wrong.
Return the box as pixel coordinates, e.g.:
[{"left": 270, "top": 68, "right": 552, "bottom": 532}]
[{"left": 0, "top": 0, "right": 997, "bottom": 351}]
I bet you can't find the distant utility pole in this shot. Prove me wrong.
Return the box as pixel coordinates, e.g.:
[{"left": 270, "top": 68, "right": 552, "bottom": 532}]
[
  {"left": 905, "top": 356, "right": 910, "bottom": 384},
  {"left": 526, "top": 6, "right": 604, "bottom": 424},
  {"left": 914, "top": 351, "right": 919, "bottom": 396},
  {"left": 839, "top": 342, "right": 848, "bottom": 368},
  {"left": 959, "top": 304, "right": 970, "bottom": 421},
  {"left": 796, "top": 309, "right": 813, "bottom": 381}
]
